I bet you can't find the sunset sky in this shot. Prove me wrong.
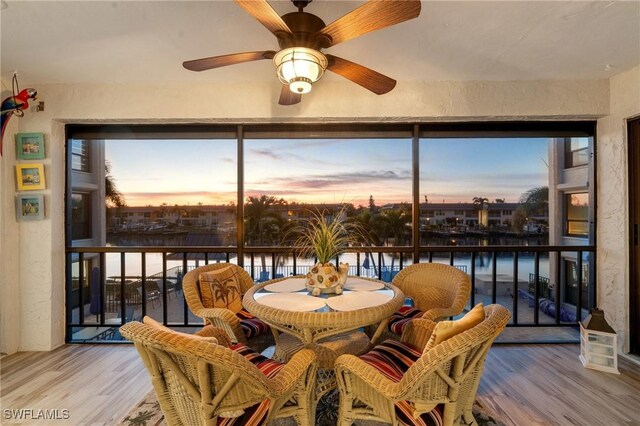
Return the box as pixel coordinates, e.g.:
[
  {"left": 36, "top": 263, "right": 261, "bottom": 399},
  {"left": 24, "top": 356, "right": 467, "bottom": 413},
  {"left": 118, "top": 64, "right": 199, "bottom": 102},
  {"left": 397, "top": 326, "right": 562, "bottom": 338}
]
[{"left": 106, "top": 137, "right": 549, "bottom": 207}]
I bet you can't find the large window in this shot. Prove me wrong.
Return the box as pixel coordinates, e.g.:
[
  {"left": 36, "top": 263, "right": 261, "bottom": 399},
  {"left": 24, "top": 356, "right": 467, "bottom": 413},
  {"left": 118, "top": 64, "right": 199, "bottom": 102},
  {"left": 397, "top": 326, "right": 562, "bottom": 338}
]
[
  {"left": 65, "top": 123, "right": 598, "bottom": 343},
  {"left": 244, "top": 137, "right": 413, "bottom": 247},
  {"left": 419, "top": 137, "right": 550, "bottom": 246},
  {"left": 103, "top": 138, "right": 238, "bottom": 247}
]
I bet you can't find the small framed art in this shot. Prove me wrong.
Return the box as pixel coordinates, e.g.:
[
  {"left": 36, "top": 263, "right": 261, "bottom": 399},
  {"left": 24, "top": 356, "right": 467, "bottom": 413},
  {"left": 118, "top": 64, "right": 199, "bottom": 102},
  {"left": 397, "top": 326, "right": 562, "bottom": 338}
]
[
  {"left": 15, "top": 163, "right": 46, "bottom": 190},
  {"left": 15, "top": 133, "right": 45, "bottom": 160},
  {"left": 16, "top": 194, "right": 45, "bottom": 221}
]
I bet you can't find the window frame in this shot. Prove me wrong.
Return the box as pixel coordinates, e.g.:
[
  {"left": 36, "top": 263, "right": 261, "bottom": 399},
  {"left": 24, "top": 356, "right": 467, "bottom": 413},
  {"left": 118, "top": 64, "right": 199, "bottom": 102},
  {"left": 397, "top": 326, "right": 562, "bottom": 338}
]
[
  {"left": 71, "top": 139, "right": 91, "bottom": 172},
  {"left": 565, "top": 192, "right": 590, "bottom": 237},
  {"left": 65, "top": 121, "right": 597, "bottom": 259},
  {"left": 564, "top": 137, "right": 590, "bottom": 168}
]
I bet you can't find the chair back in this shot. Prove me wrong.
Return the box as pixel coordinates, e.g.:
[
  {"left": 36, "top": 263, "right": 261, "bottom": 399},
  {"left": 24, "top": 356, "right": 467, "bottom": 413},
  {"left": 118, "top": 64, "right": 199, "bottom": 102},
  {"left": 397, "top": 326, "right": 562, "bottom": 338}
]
[
  {"left": 183, "top": 263, "right": 255, "bottom": 311},
  {"left": 392, "top": 263, "right": 471, "bottom": 317},
  {"left": 120, "top": 321, "right": 273, "bottom": 426},
  {"left": 400, "top": 304, "right": 510, "bottom": 423}
]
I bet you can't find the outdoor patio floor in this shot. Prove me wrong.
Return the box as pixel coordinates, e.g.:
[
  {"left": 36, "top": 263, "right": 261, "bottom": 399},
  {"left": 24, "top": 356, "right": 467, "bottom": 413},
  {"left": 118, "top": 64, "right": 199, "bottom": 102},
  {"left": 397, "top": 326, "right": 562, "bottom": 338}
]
[{"left": 1, "top": 343, "right": 638, "bottom": 425}]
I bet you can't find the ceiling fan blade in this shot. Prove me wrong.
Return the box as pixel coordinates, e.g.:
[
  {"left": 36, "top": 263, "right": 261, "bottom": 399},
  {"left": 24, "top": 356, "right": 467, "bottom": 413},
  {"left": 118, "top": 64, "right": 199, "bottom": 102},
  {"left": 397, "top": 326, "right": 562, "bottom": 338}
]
[
  {"left": 279, "top": 85, "right": 302, "bottom": 105},
  {"left": 316, "top": 0, "right": 421, "bottom": 47},
  {"left": 326, "top": 55, "right": 396, "bottom": 95},
  {"left": 183, "top": 51, "right": 276, "bottom": 72},
  {"left": 234, "top": 0, "right": 293, "bottom": 36}
]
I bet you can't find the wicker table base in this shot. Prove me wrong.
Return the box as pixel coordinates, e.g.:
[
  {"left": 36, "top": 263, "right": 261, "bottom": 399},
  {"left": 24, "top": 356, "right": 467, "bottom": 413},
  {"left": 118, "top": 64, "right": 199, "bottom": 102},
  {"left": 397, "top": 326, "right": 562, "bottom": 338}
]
[{"left": 274, "top": 331, "right": 370, "bottom": 399}]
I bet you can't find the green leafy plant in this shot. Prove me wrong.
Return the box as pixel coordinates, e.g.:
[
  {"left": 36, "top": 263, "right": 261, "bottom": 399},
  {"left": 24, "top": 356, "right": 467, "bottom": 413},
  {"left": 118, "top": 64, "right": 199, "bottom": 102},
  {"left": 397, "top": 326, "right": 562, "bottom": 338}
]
[{"left": 292, "top": 207, "right": 370, "bottom": 264}]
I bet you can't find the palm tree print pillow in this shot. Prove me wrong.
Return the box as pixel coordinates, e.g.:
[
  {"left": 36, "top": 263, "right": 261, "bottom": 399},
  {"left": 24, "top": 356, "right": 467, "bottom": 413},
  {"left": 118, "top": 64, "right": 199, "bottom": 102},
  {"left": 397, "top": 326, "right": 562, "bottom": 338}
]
[{"left": 198, "top": 267, "right": 243, "bottom": 313}]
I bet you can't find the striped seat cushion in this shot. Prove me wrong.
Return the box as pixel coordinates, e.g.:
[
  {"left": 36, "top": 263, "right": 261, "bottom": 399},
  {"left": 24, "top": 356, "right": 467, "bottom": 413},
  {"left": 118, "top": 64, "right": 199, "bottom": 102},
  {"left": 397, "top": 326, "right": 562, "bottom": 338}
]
[
  {"left": 359, "top": 340, "right": 443, "bottom": 426},
  {"left": 236, "top": 309, "right": 270, "bottom": 339},
  {"left": 360, "top": 339, "right": 422, "bottom": 381},
  {"left": 217, "top": 344, "right": 286, "bottom": 425},
  {"left": 231, "top": 343, "right": 285, "bottom": 379},
  {"left": 388, "top": 306, "right": 425, "bottom": 335},
  {"left": 217, "top": 402, "right": 270, "bottom": 426}
]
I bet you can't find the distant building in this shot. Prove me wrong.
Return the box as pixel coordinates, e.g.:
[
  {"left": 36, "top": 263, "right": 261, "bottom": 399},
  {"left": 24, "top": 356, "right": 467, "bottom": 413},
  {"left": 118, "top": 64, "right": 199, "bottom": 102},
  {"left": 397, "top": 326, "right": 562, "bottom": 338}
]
[{"left": 108, "top": 204, "right": 236, "bottom": 232}]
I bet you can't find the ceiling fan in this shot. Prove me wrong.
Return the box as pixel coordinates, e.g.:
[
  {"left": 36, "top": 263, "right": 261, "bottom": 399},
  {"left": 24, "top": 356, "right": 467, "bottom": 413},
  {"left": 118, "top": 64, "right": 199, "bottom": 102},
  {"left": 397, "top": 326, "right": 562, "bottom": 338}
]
[{"left": 183, "top": 0, "right": 421, "bottom": 105}]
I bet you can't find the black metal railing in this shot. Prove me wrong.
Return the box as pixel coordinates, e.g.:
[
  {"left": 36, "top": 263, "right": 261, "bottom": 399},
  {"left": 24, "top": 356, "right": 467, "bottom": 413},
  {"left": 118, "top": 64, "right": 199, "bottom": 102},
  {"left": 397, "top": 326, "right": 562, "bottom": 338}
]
[{"left": 66, "top": 245, "right": 595, "bottom": 343}]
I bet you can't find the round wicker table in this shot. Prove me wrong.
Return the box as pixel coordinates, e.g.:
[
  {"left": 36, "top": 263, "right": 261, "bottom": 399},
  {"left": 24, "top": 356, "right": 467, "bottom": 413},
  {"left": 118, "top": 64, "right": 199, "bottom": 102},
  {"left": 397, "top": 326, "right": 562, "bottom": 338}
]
[{"left": 243, "top": 276, "right": 404, "bottom": 398}]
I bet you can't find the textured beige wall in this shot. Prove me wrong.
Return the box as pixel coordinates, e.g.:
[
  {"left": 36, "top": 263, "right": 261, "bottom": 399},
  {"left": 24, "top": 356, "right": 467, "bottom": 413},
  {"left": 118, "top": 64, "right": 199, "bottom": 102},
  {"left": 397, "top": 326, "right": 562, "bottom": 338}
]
[
  {"left": 0, "top": 78, "right": 614, "bottom": 353},
  {"left": 0, "top": 78, "right": 22, "bottom": 355},
  {"left": 596, "top": 65, "right": 640, "bottom": 352}
]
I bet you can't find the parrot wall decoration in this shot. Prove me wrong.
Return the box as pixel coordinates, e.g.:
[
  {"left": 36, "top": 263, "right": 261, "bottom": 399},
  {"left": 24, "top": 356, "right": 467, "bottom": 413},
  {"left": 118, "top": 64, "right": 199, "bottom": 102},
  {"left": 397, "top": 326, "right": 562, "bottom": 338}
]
[{"left": 1, "top": 88, "right": 38, "bottom": 156}]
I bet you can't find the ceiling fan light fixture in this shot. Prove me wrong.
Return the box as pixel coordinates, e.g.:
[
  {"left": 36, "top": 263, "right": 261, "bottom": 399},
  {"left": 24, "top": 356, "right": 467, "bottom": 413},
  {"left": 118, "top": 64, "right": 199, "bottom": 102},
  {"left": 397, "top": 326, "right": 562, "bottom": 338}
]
[{"left": 274, "top": 47, "right": 327, "bottom": 94}]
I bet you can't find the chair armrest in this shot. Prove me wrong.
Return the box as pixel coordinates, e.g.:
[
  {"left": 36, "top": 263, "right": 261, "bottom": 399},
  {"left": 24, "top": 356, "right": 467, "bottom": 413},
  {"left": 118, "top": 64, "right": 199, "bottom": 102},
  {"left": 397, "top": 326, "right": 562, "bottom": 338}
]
[
  {"left": 401, "top": 318, "right": 437, "bottom": 351},
  {"left": 334, "top": 354, "right": 401, "bottom": 399},
  {"left": 195, "top": 325, "right": 232, "bottom": 347},
  {"left": 194, "top": 307, "right": 241, "bottom": 325},
  {"left": 421, "top": 307, "right": 458, "bottom": 322},
  {"left": 193, "top": 307, "right": 245, "bottom": 344},
  {"left": 272, "top": 349, "right": 317, "bottom": 395}
]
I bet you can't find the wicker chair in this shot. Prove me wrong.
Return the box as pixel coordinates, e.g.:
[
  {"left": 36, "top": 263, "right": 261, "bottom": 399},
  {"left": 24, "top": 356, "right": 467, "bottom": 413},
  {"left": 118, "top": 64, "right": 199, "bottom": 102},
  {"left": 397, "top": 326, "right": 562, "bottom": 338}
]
[
  {"left": 387, "top": 263, "right": 472, "bottom": 339},
  {"left": 335, "top": 304, "right": 510, "bottom": 426},
  {"left": 183, "top": 263, "right": 274, "bottom": 352},
  {"left": 120, "top": 320, "right": 318, "bottom": 426}
]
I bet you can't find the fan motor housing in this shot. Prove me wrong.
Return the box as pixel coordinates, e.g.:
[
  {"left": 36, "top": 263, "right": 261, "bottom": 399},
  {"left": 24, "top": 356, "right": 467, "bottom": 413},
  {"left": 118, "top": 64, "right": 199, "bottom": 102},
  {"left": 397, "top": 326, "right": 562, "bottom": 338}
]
[{"left": 278, "top": 12, "right": 331, "bottom": 50}]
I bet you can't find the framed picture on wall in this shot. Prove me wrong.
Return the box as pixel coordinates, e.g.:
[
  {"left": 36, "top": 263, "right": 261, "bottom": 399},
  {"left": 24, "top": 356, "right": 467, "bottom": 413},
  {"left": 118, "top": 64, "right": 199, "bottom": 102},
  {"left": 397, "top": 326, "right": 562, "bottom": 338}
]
[
  {"left": 15, "top": 163, "right": 46, "bottom": 190},
  {"left": 16, "top": 194, "right": 44, "bottom": 221},
  {"left": 15, "top": 133, "right": 45, "bottom": 160}
]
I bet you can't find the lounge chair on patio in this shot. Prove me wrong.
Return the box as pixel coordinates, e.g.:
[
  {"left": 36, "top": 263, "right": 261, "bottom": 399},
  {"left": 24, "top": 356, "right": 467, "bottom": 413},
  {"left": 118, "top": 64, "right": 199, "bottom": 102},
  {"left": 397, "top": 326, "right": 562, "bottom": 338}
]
[
  {"left": 335, "top": 304, "right": 510, "bottom": 426},
  {"left": 387, "top": 263, "right": 472, "bottom": 339},
  {"left": 120, "top": 318, "right": 318, "bottom": 426},
  {"left": 183, "top": 263, "right": 274, "bottom": 352}
]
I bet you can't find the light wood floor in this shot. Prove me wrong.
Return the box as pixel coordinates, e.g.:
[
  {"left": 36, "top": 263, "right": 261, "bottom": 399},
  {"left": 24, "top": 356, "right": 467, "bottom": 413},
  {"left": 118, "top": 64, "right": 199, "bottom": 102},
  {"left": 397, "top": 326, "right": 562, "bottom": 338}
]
[{"left": 1, "top": 344, "right": 639, "bottom": 425}]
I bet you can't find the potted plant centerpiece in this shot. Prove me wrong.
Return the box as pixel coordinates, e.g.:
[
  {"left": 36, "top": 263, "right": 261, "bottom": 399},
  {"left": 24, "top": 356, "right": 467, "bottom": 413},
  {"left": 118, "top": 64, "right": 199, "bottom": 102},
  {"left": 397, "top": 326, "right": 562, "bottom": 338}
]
[{"left": 292, "top": 208, "right": 369, "bottom": 296}]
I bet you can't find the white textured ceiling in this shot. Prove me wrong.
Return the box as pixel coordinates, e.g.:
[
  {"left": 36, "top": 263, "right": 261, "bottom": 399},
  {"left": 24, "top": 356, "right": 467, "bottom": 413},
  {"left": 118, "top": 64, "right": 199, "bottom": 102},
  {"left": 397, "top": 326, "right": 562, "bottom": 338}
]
[{"left": 1, "top": 0, "right": 639, "bottom": 87}]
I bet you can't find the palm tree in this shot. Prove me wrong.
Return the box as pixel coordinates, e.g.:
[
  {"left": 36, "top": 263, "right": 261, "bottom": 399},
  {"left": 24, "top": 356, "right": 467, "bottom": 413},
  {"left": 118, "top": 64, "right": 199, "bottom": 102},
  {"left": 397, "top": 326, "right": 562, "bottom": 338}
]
[
  {"left": 244, "top": 195, "right": 287, "bottom": 245},
  {"left": 472, "top": 196, "right": 489, "bottom": 207},
  {"left": 471, "top": 197, "right": 489, "bottom": 229},
  {"left": 381, "top": 209, "right": 411, "bottom": 246},
  {"left": 244, "top": 195, "right": 287, "bottom": 276},
  {"left": 380, "top": 208, "right": 412, "bottom": 275},
  {"left": 105, "top": 161, "right": 125, "bottom": 229},
  {"left": 105, "top": 161, "right": 125, "bottom": 207}
]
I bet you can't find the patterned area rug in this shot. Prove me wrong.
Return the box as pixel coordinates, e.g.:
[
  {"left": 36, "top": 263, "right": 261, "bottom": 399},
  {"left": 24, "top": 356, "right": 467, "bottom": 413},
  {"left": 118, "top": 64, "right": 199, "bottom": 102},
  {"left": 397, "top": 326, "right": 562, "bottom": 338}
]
[{"left": 121, "top": 391, "right": 505, "bottom": 425}]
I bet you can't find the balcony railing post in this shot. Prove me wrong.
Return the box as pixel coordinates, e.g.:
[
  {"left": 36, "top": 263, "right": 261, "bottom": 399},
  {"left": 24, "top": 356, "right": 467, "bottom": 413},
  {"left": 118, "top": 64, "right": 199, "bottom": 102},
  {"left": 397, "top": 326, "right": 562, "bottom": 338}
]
[
  {"left": 183, "top": 252, "right": 189, "bottom": 326},
  {"left": 470, "top": 251, "right": 476, "bottom": 308},
  {"left": 141, "top": 253, "right": 147, "bottom": 318},
  {"left": 120, "top": 252, "right": 126, "bottom": 325},
  {"left": 78, "top": 252, "right": 85, "bottom": 326},
  {"left": 491, "top": 251, "right": 497, "bottom": 305},
  {"left": 577, "top": 250, "right": 583, "bottom": 322},
  {"left": 534, "top": 251, "right": 540, "bottom": 325},
  {"left": 512, "top": 251, "right": 518, "bottom": 325},
  {"left": 555, "top": 250, "right": 562, "bottom": 324},
  {"left": 99, "top": 252, "right": 106, "bottom": 326},
  {"left": 162, "top": 252, "right": 168, "bottom": 325}
]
